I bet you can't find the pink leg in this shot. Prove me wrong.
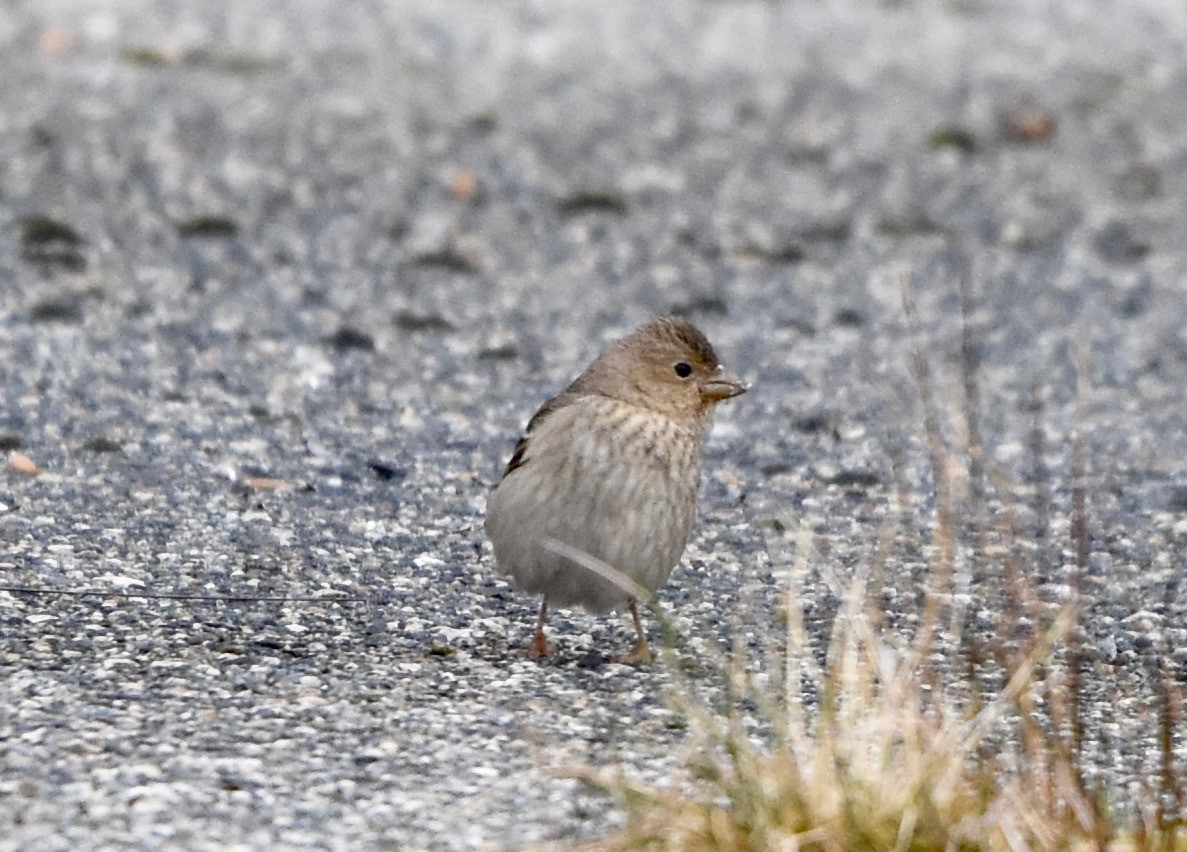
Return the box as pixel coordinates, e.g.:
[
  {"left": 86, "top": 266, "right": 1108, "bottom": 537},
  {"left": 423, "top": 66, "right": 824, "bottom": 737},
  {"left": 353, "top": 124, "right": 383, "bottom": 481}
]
[
  {"left": 613, "top": 599, "right": 652, "bottom": 665},
  {"left": 526, "top": 598, "right": 552, "bottom": 659}
]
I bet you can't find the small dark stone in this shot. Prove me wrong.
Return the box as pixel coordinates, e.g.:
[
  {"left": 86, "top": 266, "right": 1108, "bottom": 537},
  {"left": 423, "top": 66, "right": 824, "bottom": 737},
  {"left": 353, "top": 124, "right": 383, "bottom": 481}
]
[
  {"left": 82, "top": 437, "right": 124, "bottom": 454},
  {"left": 369, "top": 462, "right": 406, "bottom": 482},
  {"left": 793, "top": 413, "right": 834, "bottom": 434},
  {"left": 799, "top": 220, "right": 850, "bottom": 243},
  {"left": 121, "top": 46, "right": 173, "bottom": 66},
  {"left": 478, "top": 344, "right": 518, "bottom": 361},
  {"left": 878, "top": 213, "right": 945, "bottom": 237},
  {"left": 29, "top": 298, "right": 83, "bottom": 323},
  {"left": 756, "top": 516, "right": 787, "bottom": 533},
  {"left": 176, "top": 216, "right": 239, "bottom": 238},
  {"left": 406, "top": 249, "right": 479, "bottom": 274},
  {"left": 823, "top": 469, "right": 882, "bottom": 488},
  {"left": 556, "top": 190, "right": 628, "bottom": 216},
  {"left": 738, "top": 241, "right": 804, "bottom": 265},
  {"left": 575, "top": 650, "right": 608, "bottom": 669},
  {"left": 20, "top": 216, "right": 83, "bottom": 246},
  {"left": 927, "top": 126, "right": 979, "bottom": 153},
  {"left": 834, "top": 308, "right": 865, "bottom": 327},
  {"left": 468, "top": 111, "right": 498, "bottom": 132},
  {"left": 19, "top": 217, "right": 88, "bottom": 270},
  {"left": 31, "top": 126, "right": 56, "bottom": 147},
  {"left": 324, "top": 326, "right": 375, "bottom": 351},
  {"left": 0, "top": 435, "right": 22, "bottom": 451},
  {"left": 393, "top": 311, "right": 456, "bottom": 332}
]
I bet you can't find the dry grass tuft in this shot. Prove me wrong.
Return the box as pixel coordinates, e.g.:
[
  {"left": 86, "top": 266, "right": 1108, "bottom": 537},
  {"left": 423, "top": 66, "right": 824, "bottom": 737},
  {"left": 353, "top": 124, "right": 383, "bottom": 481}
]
[
  {"left": 586, "top": 558, "right": 1104, "bottom": 850},
  {"left": 586, "top": 558, "right": 1182, "bottom": 850}
]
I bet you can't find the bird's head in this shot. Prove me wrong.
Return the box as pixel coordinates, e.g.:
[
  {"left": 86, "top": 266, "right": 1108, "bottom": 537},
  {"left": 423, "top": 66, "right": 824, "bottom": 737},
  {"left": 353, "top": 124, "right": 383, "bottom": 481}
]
[{"left": 579, "top": 317, "right": 747, "bottom": 423}]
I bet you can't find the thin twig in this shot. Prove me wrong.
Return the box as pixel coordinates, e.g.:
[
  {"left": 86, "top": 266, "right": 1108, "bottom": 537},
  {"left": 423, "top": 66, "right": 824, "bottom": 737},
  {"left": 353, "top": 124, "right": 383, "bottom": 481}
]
[
  {"left": 900, "top": 272, "right": 956, "bottom": 669},
  {"left": 1030, "top": 380, "right": 1051, "bottom": 577},
  {"left": 1068, "top": 337, "right": 1091, "bottom": 782}
]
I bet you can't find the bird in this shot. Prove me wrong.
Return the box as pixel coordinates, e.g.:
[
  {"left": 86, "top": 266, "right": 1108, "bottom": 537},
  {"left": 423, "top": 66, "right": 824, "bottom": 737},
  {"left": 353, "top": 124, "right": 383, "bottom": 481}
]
[{"left": 485, "top": 317, "right": 747, "bottom": 663}]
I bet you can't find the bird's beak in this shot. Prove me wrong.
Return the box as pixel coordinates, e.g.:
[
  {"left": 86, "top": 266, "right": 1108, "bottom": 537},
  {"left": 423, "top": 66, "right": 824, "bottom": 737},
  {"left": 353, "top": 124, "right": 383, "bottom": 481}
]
[{"left": 702, "top": 367, "right": 748, "bottom": 402}]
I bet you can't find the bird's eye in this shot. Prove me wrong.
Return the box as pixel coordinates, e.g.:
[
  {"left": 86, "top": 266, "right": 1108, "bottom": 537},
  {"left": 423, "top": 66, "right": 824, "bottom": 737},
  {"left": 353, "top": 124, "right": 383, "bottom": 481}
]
[{"left": 674, "top": 362, "right": 692, "bottom": 378}]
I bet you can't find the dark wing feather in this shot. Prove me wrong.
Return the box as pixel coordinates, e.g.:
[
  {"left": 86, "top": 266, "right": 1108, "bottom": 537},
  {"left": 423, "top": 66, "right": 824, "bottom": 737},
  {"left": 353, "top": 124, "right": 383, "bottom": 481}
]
[
  {"left": 500, "top": 391, "right": 568, "bottom": 479},
  {"left": 502, "top": 435, "right": 530, "bottom": 478}
]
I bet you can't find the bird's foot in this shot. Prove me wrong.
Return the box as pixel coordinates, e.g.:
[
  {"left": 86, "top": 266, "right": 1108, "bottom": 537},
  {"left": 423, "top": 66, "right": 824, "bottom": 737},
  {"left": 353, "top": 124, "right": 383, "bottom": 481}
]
[
  {"left": 612, "top": 640, "right": 652, "bottom": 666},
  {"left": 525, "top": 630, "right": 552, "bottom": 660}
]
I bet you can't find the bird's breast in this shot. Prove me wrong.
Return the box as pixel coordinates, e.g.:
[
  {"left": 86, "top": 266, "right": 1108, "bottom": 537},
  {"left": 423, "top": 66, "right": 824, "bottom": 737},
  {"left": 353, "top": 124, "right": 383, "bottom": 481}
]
[
  {"left": 578, "top": 397, "right": 704, "bottom": 480},
  {"left": 486, "top": 395, "right": 706, "bottom": 607}
]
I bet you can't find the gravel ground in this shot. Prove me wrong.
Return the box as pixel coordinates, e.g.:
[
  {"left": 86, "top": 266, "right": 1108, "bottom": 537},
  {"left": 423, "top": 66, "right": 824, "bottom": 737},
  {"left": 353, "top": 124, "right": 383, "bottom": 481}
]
[{"left": 1, "top": 0, "right": 1186, "bottom": 848}]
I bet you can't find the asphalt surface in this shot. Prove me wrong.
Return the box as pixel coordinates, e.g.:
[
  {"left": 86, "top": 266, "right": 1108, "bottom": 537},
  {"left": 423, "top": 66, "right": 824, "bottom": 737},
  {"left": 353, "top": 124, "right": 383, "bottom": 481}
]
[{"left": 1, "top": 0, "right": 1186, "bottom": 848}]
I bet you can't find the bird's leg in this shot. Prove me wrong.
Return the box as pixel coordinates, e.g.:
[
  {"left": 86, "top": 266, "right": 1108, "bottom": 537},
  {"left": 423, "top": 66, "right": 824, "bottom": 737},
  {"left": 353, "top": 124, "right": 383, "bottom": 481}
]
[
  {"left": 527, "top": 598, "right": 552, "bottom": 659},
  {"left": 613, "top": 598, "right": 652, "bottom": 665}
]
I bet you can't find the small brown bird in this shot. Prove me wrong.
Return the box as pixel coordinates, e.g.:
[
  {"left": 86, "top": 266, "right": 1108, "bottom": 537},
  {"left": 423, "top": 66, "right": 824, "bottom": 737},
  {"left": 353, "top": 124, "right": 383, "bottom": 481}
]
[{"left": 485, "top": 317, "right": 747, "bottom": 663}]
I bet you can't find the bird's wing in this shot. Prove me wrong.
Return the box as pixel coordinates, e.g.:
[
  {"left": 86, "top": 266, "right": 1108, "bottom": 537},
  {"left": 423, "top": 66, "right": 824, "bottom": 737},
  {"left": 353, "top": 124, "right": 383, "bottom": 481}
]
[{"left": 501, "top": 391, "right": 569, "bottom": 478}]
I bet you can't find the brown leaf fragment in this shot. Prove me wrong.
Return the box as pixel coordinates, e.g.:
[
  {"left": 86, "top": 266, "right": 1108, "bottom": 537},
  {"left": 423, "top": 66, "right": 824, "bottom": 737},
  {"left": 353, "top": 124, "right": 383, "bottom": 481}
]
[
  {"left": 449, "top": 171, "right": 479, "bottom": 200},
  {"left": 248, "top": 476, "right": 289, "bottom": 491},
  {"left": 1001, "top": 107, "right": 1057, "bottom": 143},
  {"left": 40, "top": 29, "right": 76, "bottom": 57},
  {"left": 9, "top": 451, "right": 40, "bottom": 476}
]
